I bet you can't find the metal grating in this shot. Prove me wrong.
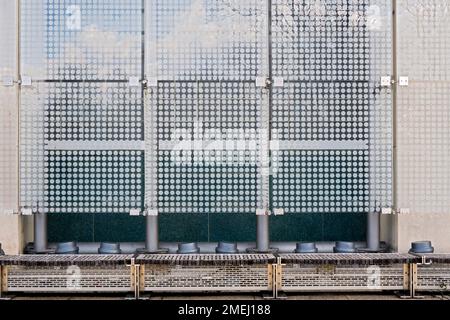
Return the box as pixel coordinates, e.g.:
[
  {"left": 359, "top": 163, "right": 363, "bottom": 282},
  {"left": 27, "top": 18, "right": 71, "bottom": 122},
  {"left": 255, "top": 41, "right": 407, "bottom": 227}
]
[
  {"left": 140, "top": 254, "right": 273, "bottom": 293},
  {"left": 281, "top": 264, "right": 406, "bottom": 292},
  {"left": 279, "top": 253, "right": 417, "bottom": 265},
  {"left": 143, "top": 264, "right": 270, "bottom": 292},
  {"left": 5, "top": 265, "right": 132, "bottom": 293},
  {"left": 417, "top": 264, "right": 450, "bottom": 292},
  {"left": 0, "top": 254, "right": 134, "bottom": 266},
  {"left": 136, "top": 254, "right": 276, "bottom": 266}
]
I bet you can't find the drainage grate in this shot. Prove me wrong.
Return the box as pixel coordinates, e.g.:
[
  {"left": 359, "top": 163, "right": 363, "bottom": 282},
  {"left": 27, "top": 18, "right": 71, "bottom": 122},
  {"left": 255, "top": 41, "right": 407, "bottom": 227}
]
[
  {"left": 279, "top": 253, "right": 417, "bottom": 265},
  {"left": 415, "top": 255, "right": 450, "bottom": 292},
  {"left": 4, "top": 265, "right": 132, "bottom": 293},
  {"left": 139, "top": 254, "right": 275, "bottom": 292},
  {"left": 279, "top": 253, "right": 410, "bottom": 292},
  {"left": 0, "top": 254, "right": 134, "bottom": 266}
]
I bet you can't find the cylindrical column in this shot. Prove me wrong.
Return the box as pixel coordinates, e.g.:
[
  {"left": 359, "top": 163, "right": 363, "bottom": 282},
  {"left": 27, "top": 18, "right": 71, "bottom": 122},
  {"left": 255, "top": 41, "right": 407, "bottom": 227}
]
[
  {"left": 145, "top": 215, "right": 159, "bottom": 253},
  {"left": 367, "top": 212, "right": 380, "bottom": 251},
  {"left": 34, "top": 212, "right": 48, "bottom": 253},
  {"left": 256, "top": 215, "right": 269, "bottom": 252}
]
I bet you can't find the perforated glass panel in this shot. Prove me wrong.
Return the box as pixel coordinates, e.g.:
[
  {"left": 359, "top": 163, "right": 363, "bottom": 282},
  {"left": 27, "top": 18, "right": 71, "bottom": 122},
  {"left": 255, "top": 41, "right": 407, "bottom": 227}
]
[
  {"left": 146, "top": 0, "right": 268, "bottom": 81},
  {"left": 271, "top": 0, "right": 393, "bottom": 214},
  {"left": 147, "top": 81, "right": 265, "bottom": 214},
  {"left": 20, "top": 0, "right": 145, "bottom": 214},
  {"left": 21, "top": 0, "right": 143, "bottom": 81},
  {"left": 145, "top": 0, "right": 269, "bottom": 214},
  {"left": 20, "top": 85, "right": 46, "bottom": 212},
  {"left": 45, "top": 150, "right": 143, "bottom": 213},
  {"left": 44, "top": 83, "right": 143, "bottom": 141}
]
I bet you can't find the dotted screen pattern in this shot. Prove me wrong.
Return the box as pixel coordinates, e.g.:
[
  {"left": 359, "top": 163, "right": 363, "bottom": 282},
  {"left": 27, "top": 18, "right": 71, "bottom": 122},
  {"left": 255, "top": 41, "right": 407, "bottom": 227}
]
[
  {"left": 18, "top": 0, "right": 394, "bottom": 215},
  {"left": 271, "top": 0, "right": 393, "bottom": 213},
  {"left": 20, "top": 85, "right": 46, "bottom": 212},
  {"left": 44, "top": 83, "right": 143, "bottom": 141},
  {"left": 21, "top": 0, "right": 143, "bottom": 81},
  {"left": 146, "top": 0, "right": 268, "bottom": 214},
  {"left": 20, "top": 1, "right": 145, "bottom": 213},
  {"left": 397, "top": 0, "right": 450, "bottom": 215},
  {"left": 150, "top": 81, "right": 264, "bottom": 213},
  {"left": 273, "top": 150, "right": 370, "bottom": 213},
  {"left": 146, "top": 0, "right": 269, "bottom": 81},
  {"left": 45, "top": 150, "right": 143, "bottom": 213}
]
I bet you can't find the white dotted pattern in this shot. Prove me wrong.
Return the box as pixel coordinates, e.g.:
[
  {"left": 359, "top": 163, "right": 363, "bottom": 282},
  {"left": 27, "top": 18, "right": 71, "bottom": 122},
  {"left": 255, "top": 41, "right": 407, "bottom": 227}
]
[
  {"left": 271, "top": 0, "right": 393, "bottom": 213},
  {"left": 21, "top": 0, "right": 143, "bottom": 81}
]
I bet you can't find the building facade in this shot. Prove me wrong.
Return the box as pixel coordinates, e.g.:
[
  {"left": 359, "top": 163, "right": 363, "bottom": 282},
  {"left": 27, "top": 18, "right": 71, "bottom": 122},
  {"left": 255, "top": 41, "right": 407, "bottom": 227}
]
[{"left": 1, "top": 0, "right": 450, "bottom": 254}]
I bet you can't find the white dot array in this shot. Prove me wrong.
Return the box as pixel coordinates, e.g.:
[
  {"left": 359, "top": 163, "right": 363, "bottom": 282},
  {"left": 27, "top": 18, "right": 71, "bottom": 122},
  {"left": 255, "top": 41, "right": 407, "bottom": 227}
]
[
  {"left": 273, "top": 150, "right": 370, "bottom": 213},
  {"left": 272, "top": 0, "right": 393, "bottom": 213},
  {"left": 22, "top": 0, "right": 143, "bottom": 81},
  {"left": 148, "top": 0, "right": 268, "bottom": 81},
  {"left": 45, "top": 150, "right": 143, "bottom": 213},
  {"left": 44, "top": 83, "right": 143, "bottom": 141},
  {"left": 151, "top": 81, "right": 263, "bottom": 213},
  {"left": 272, "top": 82, "right": 370, "bottom": 141}
]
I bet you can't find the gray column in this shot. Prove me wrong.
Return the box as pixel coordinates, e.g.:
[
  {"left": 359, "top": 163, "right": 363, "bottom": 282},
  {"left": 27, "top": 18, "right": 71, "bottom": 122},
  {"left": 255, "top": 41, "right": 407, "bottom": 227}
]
[
  {"left": 34, "top": 212, "right": 48, "bottom": 253},
  {"left": 145, "top": 215, "right": 159, "bottom": 253},
  {"left": 367, "top": 212, "right": 380, "bottom": 251},
  {"left": 256, "top": 215, "right": 269, "bottom": 252}
]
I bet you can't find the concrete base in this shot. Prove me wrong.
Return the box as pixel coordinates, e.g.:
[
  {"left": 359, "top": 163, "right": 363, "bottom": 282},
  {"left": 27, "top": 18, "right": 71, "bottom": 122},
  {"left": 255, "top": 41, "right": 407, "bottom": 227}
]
[
  {"left": 397, "top": 212, "right": 450, "bottom": 253},
  {"left": 0, "top": 215, "right": 21, "bottom": 255}
]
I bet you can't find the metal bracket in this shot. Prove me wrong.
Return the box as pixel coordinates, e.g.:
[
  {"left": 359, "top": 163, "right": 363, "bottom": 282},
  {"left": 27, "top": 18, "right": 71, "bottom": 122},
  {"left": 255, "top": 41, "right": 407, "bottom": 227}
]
[
  {"left": 129, "top": 209, "right": 141, "bottom": 216},
  {"left": 1, "top": 76, "right": 14, "bottom": 87},
  {"left": 273, "top": 77, "right": 284, "bottom": 87},
  {"left": 381, "top": 207, "right": 394, "bottom": 215},
  {"left": 396, "top": 208, "right": 410, "bottom": 215},
  {"left": 256, "top": 209, "right": 269, "bottom": 216},
  {"left": 19, "top": 76, "right": 32, "bottom": 86},
  {"left": 273, "top": 208, "right": 285, "bottom": 216},
  {"left": 127, "top": 258, "right": 141, "bottom": 300},
  {"left": 256, "top": 76, "right": 270, "bottom": 88},
  {"left": 265, "top": 257, "right": 287, "bottom": 300},
  {"left": 1, "top": 266, "right": 8, "bottom": 294},
  {"left": 144, "top": 209, "right": 158, "bottom": 217},
  {"left": 20, "top": 208, "right": 33, "bottom": 216},
  {"left": 128, "top": 77, "right": 141, "bottom": 87},
  {"left": 399, "top": 76, "right": 409, "bottom": 87},
  {"left": 380, "top": 76, "right": 392, "bottom": 87},
  {"left": 146, "top": 77, "right": 158, "bottom": 87},
  {"left": 418, "top": 256, "right": 433, "bottom": 266}
]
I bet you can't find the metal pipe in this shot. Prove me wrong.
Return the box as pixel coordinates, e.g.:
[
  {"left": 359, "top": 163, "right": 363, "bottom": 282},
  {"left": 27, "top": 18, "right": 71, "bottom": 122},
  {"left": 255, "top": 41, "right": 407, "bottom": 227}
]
[
  {"left": 34, "top": 212, "right": 47, "bottom": 253},
  {"left": 256, "top": 215, "right": 270, "bottom": 252},
  {"left": 47, "top": 241, "right": 377, "bottom": 254},
  {"left": 367, "top": 212, "right": 380, "bottom": 251},
  {"left": 145, "top": 215, "right": 159, "bottom": 252}
]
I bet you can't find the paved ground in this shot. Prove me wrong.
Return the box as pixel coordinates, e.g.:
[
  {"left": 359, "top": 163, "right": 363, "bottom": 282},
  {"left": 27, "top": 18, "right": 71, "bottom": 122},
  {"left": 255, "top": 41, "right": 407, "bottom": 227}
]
[{"left": 6, "top": 292, "right": 450, "bottom": 300}]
